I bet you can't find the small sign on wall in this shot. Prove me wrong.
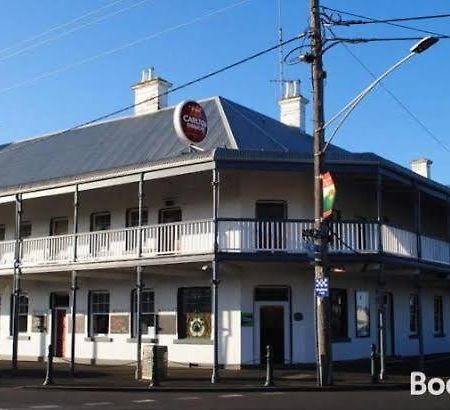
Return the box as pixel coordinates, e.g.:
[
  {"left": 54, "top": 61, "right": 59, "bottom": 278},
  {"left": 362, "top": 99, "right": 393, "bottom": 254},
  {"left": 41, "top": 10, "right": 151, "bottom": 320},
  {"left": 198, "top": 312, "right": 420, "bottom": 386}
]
[{"left": 241, "top": 312, "right": 254, "bottom": 327}]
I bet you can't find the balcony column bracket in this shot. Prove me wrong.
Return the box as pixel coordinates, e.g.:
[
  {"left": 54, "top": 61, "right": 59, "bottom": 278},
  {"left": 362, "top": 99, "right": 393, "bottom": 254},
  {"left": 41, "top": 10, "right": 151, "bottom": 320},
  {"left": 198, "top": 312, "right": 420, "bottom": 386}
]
[
  {"left": 414, "top": 273, "right": 425, "bottom": 372},
  {"left": 376, "top": 173, "right": 383, "bottom": 254},
  {"left": 135, "top": 265, "right": 144, "bottom": 380},
  {"left": 69, "top": 270, "right": 78, "bottom": 377},
  {"left": 413, "top": 183, "right": 422, "bottom": 260},
  {"left": 135, "top": 173, "right": 145, "bottom": 380},
  {"left": 73, "top": 185, "right": 79, "bottom": 262},
  {"left": 211, "top": 167, "right": 220, "bottom": 384},
  {"left": 11, "top": 192, "right": 23, "bottom": 371},
  {"left": 138, "top": 173, "right": 144, "bottom": 258},
  {"left": 376, "top": 266, "right": 386, "bottom": 381}
]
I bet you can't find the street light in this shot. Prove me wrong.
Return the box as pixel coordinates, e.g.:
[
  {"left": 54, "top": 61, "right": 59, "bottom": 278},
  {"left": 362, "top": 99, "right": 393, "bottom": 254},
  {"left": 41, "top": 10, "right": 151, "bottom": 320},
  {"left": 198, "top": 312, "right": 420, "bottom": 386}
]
[{"left": 322, "top": 36, "right": 439, "bottom": 152}]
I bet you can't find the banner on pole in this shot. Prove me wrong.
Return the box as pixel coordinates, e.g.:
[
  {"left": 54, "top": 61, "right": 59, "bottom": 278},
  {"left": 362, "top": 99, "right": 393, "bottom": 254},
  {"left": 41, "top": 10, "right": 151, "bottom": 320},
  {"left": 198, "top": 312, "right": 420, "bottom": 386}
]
[{"left": 322, "top": 172, "right": 336, "bottom": 220}]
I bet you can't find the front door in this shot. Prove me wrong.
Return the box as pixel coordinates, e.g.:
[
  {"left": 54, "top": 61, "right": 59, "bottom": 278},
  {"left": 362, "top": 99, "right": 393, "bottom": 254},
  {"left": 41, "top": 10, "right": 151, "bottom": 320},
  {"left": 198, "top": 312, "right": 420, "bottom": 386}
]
[
  {"left": 382, "top": 293, "right": 395, "bottom": 356},
  {"left": 55, "top": 310, "right": 66, "bottom": 358},
  {"left": 260, "top": 306, "right": 285, "bottom": 365}
]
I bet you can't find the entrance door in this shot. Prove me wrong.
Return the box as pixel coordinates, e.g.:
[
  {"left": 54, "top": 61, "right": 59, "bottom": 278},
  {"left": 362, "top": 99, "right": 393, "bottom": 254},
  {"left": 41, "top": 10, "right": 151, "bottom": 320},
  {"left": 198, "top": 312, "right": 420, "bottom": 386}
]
[
  {"left": 55, "top": 310, "right": 66, "bottom": 358},
  {"left": 158, "top": 208, "right": 182, "bottom": 253},
  {"left": 260, "top": 306, "right": 285, "bottom": 365}
]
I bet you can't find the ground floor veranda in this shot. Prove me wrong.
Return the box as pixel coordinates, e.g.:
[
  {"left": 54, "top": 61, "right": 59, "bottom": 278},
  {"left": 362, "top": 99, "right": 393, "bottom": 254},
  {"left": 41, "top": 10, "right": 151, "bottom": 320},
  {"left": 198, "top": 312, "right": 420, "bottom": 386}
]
[{"left": 0, "top": 260, "right": 449, "bottom": 368}]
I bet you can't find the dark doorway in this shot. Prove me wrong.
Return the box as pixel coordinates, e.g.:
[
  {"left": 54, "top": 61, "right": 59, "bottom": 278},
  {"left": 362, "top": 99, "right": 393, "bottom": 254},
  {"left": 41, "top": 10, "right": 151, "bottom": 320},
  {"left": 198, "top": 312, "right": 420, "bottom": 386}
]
[
  {"left": 255, "top": 201, "right": 287, "bottom": 250},
  {"left": 380, "top": 292, "right": 395, "bottom": 356},
  {"left": 260, "top": 306, "right": 285, "bottom": 365},
  {"left": 50, "top": 293, "right": 69, "bottom": 358},
  {"left": 54, "top": 310, "right": 66, "bottom": 358}
]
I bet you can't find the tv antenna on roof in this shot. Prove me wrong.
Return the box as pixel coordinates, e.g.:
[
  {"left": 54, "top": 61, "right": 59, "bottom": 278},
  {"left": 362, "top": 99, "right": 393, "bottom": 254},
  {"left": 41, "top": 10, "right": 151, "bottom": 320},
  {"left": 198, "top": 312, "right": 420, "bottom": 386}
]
[{"left": 270, "top": 0, "right": 288, "bottom": 98}]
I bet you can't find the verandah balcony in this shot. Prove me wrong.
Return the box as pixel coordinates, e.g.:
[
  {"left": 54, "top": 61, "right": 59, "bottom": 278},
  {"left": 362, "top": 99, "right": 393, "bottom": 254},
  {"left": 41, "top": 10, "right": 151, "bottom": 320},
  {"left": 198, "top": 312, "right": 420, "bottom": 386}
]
[{"left": 0, "top": 219, "right": 448, "bottom": 269}]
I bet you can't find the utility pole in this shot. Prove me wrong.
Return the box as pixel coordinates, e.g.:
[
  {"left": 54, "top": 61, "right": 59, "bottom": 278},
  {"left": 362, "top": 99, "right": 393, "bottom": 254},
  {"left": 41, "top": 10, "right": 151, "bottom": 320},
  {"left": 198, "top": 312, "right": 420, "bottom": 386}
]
[{"left": 309, "top": 0, "right": 332, "bottom": 386}]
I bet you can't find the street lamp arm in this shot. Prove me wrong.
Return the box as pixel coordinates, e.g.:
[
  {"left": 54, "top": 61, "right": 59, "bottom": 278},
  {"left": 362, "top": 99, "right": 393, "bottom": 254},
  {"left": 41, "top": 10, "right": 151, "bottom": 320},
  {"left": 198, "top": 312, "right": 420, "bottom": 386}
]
[
  {"left": 322, "top": 52, "right": 414, "bottom": 152},
  {"left": 321, "top": 36, "right": 438, "bottom": 153}
]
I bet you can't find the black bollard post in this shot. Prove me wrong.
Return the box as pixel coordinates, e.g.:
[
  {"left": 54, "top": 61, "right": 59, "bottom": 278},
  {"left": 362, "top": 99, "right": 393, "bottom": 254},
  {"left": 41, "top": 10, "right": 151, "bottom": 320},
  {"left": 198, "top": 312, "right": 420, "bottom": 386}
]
[
  {"left": 149, "top": 344, "right": 159, "bottom": 388},
  {"left": 370, "top": 344, "right": 378, "bottom": 384},
  {"left": 43, "top": 344, "right": 54, "bottom": 386},
  {"left": 264, "top": 345, "right": 274, "bottom": 387}
]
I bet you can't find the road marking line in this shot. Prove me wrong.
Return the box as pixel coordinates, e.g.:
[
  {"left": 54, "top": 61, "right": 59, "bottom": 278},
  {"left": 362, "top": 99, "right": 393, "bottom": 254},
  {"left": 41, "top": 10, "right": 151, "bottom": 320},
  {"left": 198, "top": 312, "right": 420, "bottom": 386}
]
[
  {"left": 132, "top": 399, "right": 156, "bottom": 403},
  {"left": 30, "top": 406, "right": 62, "bottom": 409},
  {"left": 219, "top": 394, "right": 244, "bottom": 398},
  {"left": 177, "top": 396, "right": 200, "bottom": 400},
  {"left": 83, "top": 403, "right": 113, "bottom": 407}
]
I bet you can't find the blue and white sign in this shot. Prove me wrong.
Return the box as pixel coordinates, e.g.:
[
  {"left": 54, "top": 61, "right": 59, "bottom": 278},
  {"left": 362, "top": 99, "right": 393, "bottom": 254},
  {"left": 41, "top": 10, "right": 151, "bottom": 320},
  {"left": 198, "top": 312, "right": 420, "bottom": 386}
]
[{"left": 315, "top": 278, "right": 329, "bottom": 297}]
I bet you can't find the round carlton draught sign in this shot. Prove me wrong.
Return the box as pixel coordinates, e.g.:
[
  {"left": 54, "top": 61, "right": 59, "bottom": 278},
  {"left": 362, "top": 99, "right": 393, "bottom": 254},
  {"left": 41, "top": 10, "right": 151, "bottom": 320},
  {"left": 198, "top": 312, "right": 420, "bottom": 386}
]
[{"left": 173, "top": 100, "right": 208, "bottom": 145}]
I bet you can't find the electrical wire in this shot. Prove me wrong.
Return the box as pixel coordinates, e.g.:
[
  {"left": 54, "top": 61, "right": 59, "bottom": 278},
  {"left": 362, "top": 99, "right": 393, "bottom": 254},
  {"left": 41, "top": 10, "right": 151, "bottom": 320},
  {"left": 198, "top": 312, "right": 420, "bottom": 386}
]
[
  {"left": 325, "top": 27, "right": 450, "bottom": 154},
  {"left": 0, "top": 0, "right": 155, "bottom": 63},
  {"left": 321, "top": 5, "right": 450, "bottom": 38},
  {"left": 0, "top": 0, "right": 129, "bottom": 57},
  {"left": 328, "top": 35, "right": 450, "bottom": 44},
  {"left": 0, "top": 0, "right": 252, "bottom": 96},
  {"left": 55, "top": 33, "right": 305, "bottom": 134}
]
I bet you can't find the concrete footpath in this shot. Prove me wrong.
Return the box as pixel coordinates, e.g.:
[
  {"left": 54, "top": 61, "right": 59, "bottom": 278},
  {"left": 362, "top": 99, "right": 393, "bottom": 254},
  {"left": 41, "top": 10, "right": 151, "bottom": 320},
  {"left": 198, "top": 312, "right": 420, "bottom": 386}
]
[{"left": 0, "top": 355, "right": 448, "bottom": 392}]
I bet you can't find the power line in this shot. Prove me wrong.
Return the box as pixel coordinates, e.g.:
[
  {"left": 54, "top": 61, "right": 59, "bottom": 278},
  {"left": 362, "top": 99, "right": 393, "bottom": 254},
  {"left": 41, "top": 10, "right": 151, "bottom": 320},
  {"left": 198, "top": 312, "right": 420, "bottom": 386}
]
[
  {"left": 325, "top": 27, "right": 450, "bottom": 154},
  {"left": 57, "top": 33, "right": 305, "bottom": 134},
  {"left": 321, "top": 5, "right": 450, "bottom": 38},
  {"left": 0, "top": 0, "right": 252, "bottom": 96},
  {"left": 328, "top": 35, "right": 450, "bottom": 44},
  {"left": 326, "top": 9, "right": 450, "bottom": 25},
  {"left": 0, "top": 0, "right": 129, "bottom": 57},
  {"left": 0, "top": 0, "right": 155, "bottom": 63}
]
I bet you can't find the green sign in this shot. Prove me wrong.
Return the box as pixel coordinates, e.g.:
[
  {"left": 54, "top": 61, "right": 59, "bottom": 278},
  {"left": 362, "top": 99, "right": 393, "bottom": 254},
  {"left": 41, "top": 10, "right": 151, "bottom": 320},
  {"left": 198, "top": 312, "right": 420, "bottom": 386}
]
[{"left": 241, "top": 312, "right": 254, "bottom": 327}]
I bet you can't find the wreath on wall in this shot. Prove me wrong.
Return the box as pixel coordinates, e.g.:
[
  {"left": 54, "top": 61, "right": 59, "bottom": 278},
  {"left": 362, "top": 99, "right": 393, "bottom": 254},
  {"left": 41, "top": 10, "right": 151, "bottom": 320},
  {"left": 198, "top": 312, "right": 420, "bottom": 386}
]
[{"left": 186, "top": 313, "right": 211, "bottom": 338}]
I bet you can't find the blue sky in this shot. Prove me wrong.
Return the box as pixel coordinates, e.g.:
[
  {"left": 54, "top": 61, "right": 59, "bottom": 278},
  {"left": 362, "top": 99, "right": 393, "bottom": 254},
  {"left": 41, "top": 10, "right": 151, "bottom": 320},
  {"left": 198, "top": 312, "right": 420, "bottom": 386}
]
[{"left": 0, "top": 0, "right": 449, "bottom": 184}]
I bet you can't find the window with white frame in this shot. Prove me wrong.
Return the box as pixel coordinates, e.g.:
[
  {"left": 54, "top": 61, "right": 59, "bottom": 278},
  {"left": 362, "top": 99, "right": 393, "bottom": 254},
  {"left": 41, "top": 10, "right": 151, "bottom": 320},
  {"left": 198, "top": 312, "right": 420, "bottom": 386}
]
[
  {"left": 9, "top": 294, "right": 29, "bottom": 334},
  {"left": 409, "top": 294, "right": 419, "bottom": 336},
  {"left": 131, "top": 289, "right": 155, "bottom": 338},
  {"left": 88, "top": 291, "right": 110, "bottom": 336},
  {"left": 434, "top": 295, "right": 444, "bottom": 335},
  {"left": 355, "top": 290, "right": 370, "bottom": 338}
]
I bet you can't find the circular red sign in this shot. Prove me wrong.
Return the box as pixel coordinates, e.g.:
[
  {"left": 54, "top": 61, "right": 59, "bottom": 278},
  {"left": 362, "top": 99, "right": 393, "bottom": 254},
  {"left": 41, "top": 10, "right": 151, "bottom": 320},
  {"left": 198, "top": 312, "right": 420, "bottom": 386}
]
[{"left": 173, "top": 101, "right": 208, "bottom": 144}]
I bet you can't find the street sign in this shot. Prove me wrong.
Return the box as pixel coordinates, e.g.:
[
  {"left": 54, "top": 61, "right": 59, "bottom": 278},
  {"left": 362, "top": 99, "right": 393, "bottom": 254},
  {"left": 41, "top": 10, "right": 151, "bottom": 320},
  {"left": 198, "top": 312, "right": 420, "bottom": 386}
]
[
  {"left": 315, "top": 277, "right": 329, "bottom": 298},
  {"left": 322, "top": 172, "right": 336, "bottom": 220}
]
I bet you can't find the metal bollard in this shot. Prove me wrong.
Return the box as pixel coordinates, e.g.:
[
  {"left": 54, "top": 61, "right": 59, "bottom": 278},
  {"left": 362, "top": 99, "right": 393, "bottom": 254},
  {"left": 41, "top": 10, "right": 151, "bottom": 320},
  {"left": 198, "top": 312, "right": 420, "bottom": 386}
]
[
  {"left": 370, "top": 344, "right": 378, "bottom": 384},
  {"left": 148, "top": 344, "right": 159, "bottom": 388},
  {"left": 42, "top": 344, "right": 54, "bottom": 386},
  {"left": 264, "top": 345, "right": 274, "bottom": 387}
]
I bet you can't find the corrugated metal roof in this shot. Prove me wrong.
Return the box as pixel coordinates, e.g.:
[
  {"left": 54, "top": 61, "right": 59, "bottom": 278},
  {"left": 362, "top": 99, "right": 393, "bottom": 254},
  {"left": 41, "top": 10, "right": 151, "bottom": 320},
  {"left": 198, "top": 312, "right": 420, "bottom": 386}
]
[
  {"left": 0, "top": 95, "right": 447, "bottom": 195},
  {"left": 0, "top": 98, "right": 233, "bottom": 190}
]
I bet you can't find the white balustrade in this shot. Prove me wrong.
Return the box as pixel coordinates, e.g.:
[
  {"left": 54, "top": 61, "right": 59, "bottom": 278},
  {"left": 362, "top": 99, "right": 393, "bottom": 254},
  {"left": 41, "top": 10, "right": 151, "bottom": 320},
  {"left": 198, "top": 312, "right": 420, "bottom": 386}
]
[
  {"left": 218, "top": 220, "right": 314, "bottom": 253},
  {"left": 0, "top": 219, "right": 448, "bottom": 268},
  {"left": 21, "top": 234, "right": 74, "bottom": 265},
  {"left": 421, "top": 235, "right": 450, "bottom": 265},
  {"left": 382, "top": 225, "right": 417, "bottom": 258},
  {"left": 0, "top": 240, "right": 15, "bottom": 267},
  {"left": 329, "top": 222, "right": 379, "bottom": 253}
]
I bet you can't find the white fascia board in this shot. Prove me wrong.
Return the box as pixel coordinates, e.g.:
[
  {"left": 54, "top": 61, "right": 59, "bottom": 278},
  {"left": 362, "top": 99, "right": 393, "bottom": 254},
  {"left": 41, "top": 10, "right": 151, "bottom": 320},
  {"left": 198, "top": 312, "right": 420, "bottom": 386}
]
[
  {"left": 144, "top": 162, "right": 213, "bottom": 181},
  {"left": 0, "top": 195, "right": 15, "bottom": 204},
  {"left": 79, "top": 174, "right": 140, "bottom": 191},
  {"left": 22, "top": 185, "right": 75, "bottom": 200}
]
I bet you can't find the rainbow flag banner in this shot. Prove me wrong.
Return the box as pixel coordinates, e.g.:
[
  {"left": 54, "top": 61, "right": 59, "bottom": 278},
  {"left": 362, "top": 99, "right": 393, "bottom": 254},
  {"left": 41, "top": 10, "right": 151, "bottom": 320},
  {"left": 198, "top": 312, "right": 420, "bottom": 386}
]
[{"left": 322, "top": 172, "right": 336, "bottom": 220}]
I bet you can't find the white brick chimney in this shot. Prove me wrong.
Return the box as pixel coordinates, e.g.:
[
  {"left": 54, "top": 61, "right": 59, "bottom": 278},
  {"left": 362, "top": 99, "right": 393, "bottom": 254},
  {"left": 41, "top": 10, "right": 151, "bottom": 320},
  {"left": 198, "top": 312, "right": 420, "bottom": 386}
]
[
  {"left": 278, "top": 80, "right": 309, "bottom": 131},
  {"left": 411, "top": 158, "right": 432, "bottom": 178},
  {"left": 132, "top": 68, "right": 172, "bottom": 115}
]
